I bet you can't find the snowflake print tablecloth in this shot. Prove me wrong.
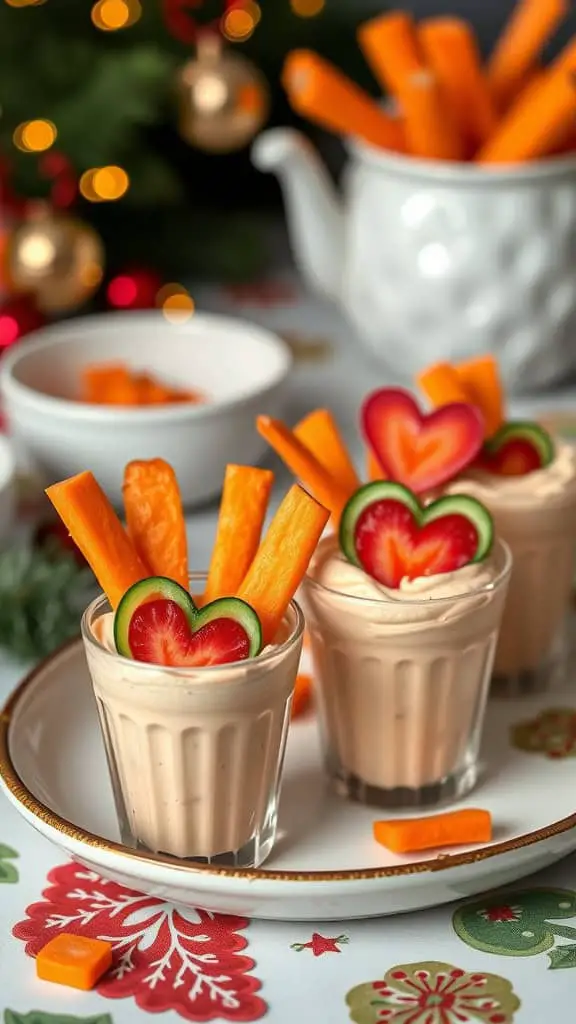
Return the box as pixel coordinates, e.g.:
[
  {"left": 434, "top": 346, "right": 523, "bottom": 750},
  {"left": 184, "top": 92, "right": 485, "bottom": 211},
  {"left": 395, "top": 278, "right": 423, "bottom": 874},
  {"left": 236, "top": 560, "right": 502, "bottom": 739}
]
[{"left": 2, "top": 273, "right": 576, "bottom": 1024}]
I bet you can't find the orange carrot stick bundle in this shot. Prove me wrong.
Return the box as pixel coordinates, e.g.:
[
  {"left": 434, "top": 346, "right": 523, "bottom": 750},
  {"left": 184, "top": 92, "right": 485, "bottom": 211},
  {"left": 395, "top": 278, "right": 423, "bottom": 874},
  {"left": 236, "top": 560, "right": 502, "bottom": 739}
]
[
  {"left": 357, "top": 10, "right": 423, "bottom": 98},
  {"left": 237, "top": 484, "right": 329, "bottom": 644},
  {"left": 282, "top": 49, "right": 405, "bottom": 152},
  {"left": 293, "top": 408, "right": 360, "bottom": 495},
  {"left": 373, "top": 808, "right": 492, "bottom": 854},
  {"left": 419, "top": 17, "right": 497, "bottom": 154},
  {"left": 204, "top": 464, "right": 274, "bottom": 605},
  {"left": 487, "top": 0, "right": 568, "bottom": 111},
  {"left": 122, "top": 459, "right": 189, "bottom": 590},
  {"left": 478, "top": 37, "right": 576, "bottom": 164},
  {"left": 257, "top": 415, "right": 353, "bottom": 523},
  {"left": 46, "top": 471, "right": 149, "bottom": 610},
  {"left": 394, "top": 71, "right": 466, "bottom": 161}
]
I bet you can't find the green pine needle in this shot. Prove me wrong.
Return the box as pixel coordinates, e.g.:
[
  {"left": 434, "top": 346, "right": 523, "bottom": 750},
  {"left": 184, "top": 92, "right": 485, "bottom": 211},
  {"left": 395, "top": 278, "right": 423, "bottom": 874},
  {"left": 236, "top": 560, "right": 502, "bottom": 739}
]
[{"left": 0, "top": 542, "right": 96, "bottom": 662}]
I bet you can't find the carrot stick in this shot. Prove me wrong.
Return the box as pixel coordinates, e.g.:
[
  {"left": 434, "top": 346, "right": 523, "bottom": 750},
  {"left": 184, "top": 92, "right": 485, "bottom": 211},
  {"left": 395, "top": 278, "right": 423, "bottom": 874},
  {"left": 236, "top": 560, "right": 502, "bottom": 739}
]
[
  {"left": 373, "top": 809, "right": 492, "bottom": 854},
  {"left": 237, "top": 484, "right": 329, "bottom": 645},
  {"left": 36, "top": 934, "right": 113, "bottom": 991},
  {"left": 257, "top": 415, "right": 353, "bottom": 522},
  {"left": 291, "top": 673, "right": 313, "bottom": 719},
  {"left": 454, "top": 355, "right": 505, "bottom": 438},
  {"left": 478, "top": 37, "right": 576, "bottom": 164},
  {"left": 293, "top": 408, "right": 360, "bottom": 495},
  {"left": 417, "top": 361, "right": 475, "bottom": 409},
  {"left": 394, "top": 71, "right": 466, "bottom": 161},
  {"left": 204, "top": 464, "right": 274, "bottom": 605},
  {"left": 367, "top": 449, "right": 385, "bottom": 482},
  {"left": 419, "top": 18, "right": 497, "bottom": 154},
  {"left": 282, "top": 49, "right": 405, "bottom": 152},
  {"left": 46, "top": 471, "right": 149, "bottom": 610},
  {"left": 357, "top": 10, "right": 423, "bottom": 98},
  {"left": 487, "top": 0, "right": 568, "bottom": 111},
  {"left": 123, "top": 459, "right": 188, "bottom": 590}
]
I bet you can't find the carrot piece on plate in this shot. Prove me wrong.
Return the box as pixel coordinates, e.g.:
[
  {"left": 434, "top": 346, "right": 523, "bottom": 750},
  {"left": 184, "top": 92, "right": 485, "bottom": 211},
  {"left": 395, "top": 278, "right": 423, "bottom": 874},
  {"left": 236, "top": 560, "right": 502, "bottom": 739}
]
[
  {"left": 204, "top": 464, "right": 274, "bottom": 605},
  {"left": 257, "top": 415, "right": 353, "bottom": 523},
  {"left": 373, "top": 809, "right": 492, "bottom": 854},
  {"left": 294, "top": 408, "right": 360, "bottom": 495},
  {"left": 291, "top": 672, "right": 313, "bottom": 719},
  {"left": 237, "top": 484, "right": 329, "bottom": 645},
  {"left": 46, "top": 471, "right": 148, "bottom": 609},
  {"left": 123, "top": 458, "right": 188, "bottom": 590},
  {"left": 36, "top": 932, "right": 113, "bottom": 990}
]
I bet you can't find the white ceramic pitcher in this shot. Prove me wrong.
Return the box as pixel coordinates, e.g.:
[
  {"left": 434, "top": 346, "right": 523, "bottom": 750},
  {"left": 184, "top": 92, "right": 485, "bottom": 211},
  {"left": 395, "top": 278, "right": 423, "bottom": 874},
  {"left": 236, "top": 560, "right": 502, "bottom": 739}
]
[{"left": 252, "top": 128, "right": 576, "bottom": 393}]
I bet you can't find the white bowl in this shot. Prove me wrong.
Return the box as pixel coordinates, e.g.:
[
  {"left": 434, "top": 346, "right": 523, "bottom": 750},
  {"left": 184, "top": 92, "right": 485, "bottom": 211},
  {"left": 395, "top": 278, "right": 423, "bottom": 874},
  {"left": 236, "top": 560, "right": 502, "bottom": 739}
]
[
  {"left": 0, "top": 310, "right": 292, "bottom": 507},
  {"left": 0, "top": 435, "right": 16, "bottom": 541}
]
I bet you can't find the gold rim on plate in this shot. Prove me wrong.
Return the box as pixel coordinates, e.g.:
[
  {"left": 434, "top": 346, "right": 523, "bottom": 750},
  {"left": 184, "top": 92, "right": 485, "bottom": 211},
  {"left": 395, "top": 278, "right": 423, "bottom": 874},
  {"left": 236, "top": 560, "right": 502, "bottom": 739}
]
[{"left": 1, "top": 638, "right": 575, "bottom": 883}]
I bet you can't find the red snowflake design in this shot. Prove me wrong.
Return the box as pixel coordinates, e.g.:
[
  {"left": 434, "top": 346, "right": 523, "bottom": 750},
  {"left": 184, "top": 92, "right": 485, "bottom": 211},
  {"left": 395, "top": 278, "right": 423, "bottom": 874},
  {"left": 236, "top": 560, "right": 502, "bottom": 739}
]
[{"left": 13, "top": 862, "right": 266, "bottom": 1022}]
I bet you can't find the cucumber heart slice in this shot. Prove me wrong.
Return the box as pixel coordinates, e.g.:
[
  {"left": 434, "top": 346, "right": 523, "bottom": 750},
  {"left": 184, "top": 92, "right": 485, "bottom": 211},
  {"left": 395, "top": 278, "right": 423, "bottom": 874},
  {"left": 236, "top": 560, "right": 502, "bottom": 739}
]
[
  {"left": 485, "top": 421, "right": 555, "bottom": 467},
  {"left": 421, "top": 495, "right": 494, "bottom": 562},
  {"left": 114, "top": 576, "right": 197, "bottom": 658},
  {"left": 339, "top": 481, "right": 421, "bottom": 567},
  {"left": 191, "top": 597, "right": 263, "bottom": 660}
]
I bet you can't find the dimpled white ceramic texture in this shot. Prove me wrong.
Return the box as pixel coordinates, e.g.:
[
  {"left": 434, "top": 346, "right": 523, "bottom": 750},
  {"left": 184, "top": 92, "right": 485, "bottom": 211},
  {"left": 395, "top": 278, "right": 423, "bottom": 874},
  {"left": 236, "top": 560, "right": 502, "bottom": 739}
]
[
  {"left": 1, "top": 640, "right": 576, "bottom": 921},
  {"left": 0, "top": 311, "right": 292, "bottom": 508},
  {"left": 253, "top": 129, "right": 576, "bottom": 393}
]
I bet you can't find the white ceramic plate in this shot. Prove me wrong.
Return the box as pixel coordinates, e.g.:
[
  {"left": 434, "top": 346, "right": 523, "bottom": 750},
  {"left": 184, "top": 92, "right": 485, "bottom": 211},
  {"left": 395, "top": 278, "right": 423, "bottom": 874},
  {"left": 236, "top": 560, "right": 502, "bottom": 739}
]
[{"left": 1, "top": 640, "right": 576, "bottom": 921}]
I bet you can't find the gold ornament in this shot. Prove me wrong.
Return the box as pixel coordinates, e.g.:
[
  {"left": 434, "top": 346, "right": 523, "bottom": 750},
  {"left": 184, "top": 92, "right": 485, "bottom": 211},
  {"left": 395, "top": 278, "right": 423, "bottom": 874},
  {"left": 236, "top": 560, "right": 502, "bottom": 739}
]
[
  {"left": 6, "top": 203, "right": 105, "bottom": 314},
  {"left": 176, "top": 35, "right": 270, "bottom": 153}
]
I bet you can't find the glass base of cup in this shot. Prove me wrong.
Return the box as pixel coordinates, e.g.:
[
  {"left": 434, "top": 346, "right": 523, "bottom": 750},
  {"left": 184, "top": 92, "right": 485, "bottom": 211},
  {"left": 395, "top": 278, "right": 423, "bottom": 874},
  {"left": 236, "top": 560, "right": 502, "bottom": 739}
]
[
  {"left": 491, "top": 616, "right": 570, "bottom": 698},
  {"left": 329, "top": 760, "right": 480, "bottom": 810},
  {"left": 118, "top": 820, "right": 277, "bottom": 869}
]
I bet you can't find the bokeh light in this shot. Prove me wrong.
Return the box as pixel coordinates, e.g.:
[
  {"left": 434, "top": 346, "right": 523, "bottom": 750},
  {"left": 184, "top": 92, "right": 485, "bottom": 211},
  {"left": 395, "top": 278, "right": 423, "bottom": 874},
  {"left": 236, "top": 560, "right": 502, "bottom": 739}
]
[
  {"left": 0, "top": 315, "right": 19, "bottom": 349},
  {"left": 222, "top": 3, "right": 260, "bottom": 42},
  {"left": 13, "top": 119, "right": 57, "bottom": 153},
  {"left": 107, "top": 274, "right": 138, "bottom": 308},
  {"left": 157, "top": 283, "right": 195, "bottom": 324},
  {"left": 80, "top": 165, "right": 129, "bottom": 202},
  {"left": 290, "top": 0, "right": 325, "bottom": 16},
  {"left": 91, "top": 0, "right": 141, "bottom": 31},
  {"left": 4, "top": 0, "right": 46, "bottom": 7},
  {"left": 17, "top": 232, "right": 56, "bottom": 273}
]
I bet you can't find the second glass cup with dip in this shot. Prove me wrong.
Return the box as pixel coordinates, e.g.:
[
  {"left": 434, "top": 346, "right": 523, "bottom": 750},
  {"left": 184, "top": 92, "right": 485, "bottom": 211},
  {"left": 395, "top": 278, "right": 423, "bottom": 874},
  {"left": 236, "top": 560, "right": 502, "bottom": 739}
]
[
  {"left": 82, "top": 576, "right": 304, "bottom": 868},
  {"left": 444, "top": 454, "right": 576, "bottom": 697},
  {"left": 301, "top": 536, "right": 512, "bottom": 809}
]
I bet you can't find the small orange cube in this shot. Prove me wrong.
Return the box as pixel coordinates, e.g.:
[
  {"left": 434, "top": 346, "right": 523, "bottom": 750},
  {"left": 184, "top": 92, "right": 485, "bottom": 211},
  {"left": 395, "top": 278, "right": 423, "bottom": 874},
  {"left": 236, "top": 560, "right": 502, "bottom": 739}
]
[{"left": 36, "top": 932, "right": 113, "bottom": 991}]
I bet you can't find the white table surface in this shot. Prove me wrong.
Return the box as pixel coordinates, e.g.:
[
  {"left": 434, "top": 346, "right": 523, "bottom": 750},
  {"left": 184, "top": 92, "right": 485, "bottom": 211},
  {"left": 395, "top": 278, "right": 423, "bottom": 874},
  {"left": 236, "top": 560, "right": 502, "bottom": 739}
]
[{"left": 1, "top": 274, "right": 576, "bottom": 1024}]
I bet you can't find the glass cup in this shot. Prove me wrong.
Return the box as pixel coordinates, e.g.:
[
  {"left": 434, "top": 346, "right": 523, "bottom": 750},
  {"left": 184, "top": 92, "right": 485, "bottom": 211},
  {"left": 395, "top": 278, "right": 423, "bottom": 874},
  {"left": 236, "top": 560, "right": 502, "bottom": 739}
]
[
  {"left": 483, "top": 495, "right": 576, "bottom": 698},
  {"left": 300, "top": 539, "right": 512, "bottom": 810},
  {"left": 81, "top": 573, "right": 304, "bottom": 868}
]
